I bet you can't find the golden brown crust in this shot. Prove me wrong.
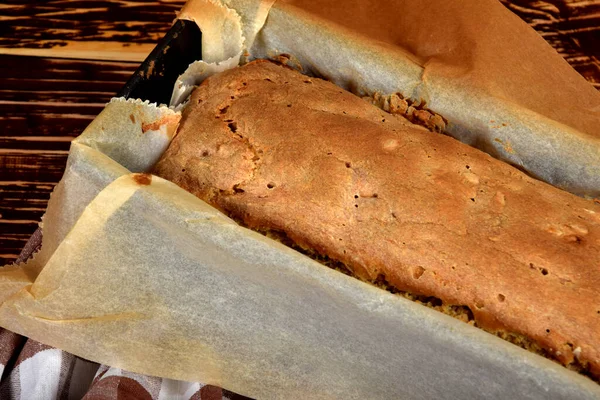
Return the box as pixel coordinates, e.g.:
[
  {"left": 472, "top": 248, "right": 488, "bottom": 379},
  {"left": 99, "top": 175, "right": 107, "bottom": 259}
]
[{"left": 154, "top": 60, "right": 600, "bottom": 379}]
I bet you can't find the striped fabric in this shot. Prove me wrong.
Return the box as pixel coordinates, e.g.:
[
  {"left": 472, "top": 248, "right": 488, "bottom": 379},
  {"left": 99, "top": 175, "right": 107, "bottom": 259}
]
[{"left": 0, "top": 328, "right": 250, "bottom": 400}]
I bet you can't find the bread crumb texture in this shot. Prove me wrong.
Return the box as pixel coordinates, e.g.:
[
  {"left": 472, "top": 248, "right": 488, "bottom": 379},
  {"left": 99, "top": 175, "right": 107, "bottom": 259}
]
[{"left": 154, "top": 60, "right": 600, "bottom": 382}]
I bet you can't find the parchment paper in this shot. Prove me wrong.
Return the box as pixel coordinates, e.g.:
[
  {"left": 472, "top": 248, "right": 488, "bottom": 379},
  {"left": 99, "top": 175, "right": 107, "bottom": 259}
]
[
  {"left": 2, "top": 0, "right": 600, "bottom": 398},
  {"left": 170, "top": 0, "right": 276, "bottom": 106},
  {"left": 2, "top": 173, "right": 600, "bottom": 399},
  {"left": 176, "top": 0, "right": 600, "bottom": 197}
]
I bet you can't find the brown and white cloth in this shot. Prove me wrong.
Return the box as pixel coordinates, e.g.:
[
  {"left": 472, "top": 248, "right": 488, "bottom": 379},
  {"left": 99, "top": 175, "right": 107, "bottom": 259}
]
[{"left": 0, "top": 329, "right": 250, "bottom": 399}]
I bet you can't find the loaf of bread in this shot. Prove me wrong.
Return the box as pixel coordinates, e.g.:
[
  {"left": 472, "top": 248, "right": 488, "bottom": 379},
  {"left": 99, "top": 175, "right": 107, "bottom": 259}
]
[{"left": 154, "top": 60, "right": 600, "bottom": 380}]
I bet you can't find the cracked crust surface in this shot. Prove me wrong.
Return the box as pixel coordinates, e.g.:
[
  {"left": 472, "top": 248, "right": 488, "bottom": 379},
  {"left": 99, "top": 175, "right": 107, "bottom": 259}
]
[{"left": 153, "top": 60, "right": 600, "bottom": 380}]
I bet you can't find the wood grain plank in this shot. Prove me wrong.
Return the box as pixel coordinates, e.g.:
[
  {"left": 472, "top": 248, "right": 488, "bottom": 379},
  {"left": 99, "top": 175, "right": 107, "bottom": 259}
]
[
  {"left": 0, "top": 43, "right": 156, "bottom": 62},
  {"left": 0, "top": 136, "right": 73, "bottom": 151},
  {"left": 0, "top": 55, "right": 137, "bottom": 80},
  {"left": 500, "top": 0, "right": 600, "bottom": 88},
  {"left": 0, "top": 151, "right": 69, "bottom": 182},
  {"left": 0, "top": 0, "right": 186, "bottom": 61},
  {"left": 0, "top": 78, "right": 129, "bottom": 93},
  {"left": 0, "top": 100, "right": 106, "bottom": 115},
  {"left": 0, "top": 181, "right": 54, "bottom": 265},
  {"left": 0, "top": 114, "right": 95, "bottom": 137},
  {"left": 0, "top": 90, "right": 115, "bottom": 103}
]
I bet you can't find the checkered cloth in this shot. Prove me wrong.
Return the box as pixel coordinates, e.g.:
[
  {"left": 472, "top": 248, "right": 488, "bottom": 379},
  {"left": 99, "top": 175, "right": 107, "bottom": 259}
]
[{"left": 0, "top": 328, "right": 250, "bottom": 400}]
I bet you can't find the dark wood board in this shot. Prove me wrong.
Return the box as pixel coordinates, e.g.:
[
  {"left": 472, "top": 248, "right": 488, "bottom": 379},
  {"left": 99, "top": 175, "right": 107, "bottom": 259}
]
[
  {"left": 499, "top": 0, "right": 600, "bottom": 89},
  {"left": 0, "top": 0, "right": 599, "bottom": 265}
]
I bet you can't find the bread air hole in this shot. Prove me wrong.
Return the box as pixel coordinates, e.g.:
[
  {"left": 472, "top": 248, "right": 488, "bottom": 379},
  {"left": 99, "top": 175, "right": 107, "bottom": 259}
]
[
  {"left": 564, "top": 234, "right": 583, "bottom": 244},
  {"left": 498, "top": 293, "right": 505, "bottom": 302},
  {"left": 412, "top": 266, "right": 425, "bottom": 279},
  {"left": 529, "top": 263, "right": 549, "bottom": 276},
  {"left": 267, "top": 182, "right": 275, "bottom": 189},
  {"left": 232, "top": 185, "right": 244, "bottom": 194}
]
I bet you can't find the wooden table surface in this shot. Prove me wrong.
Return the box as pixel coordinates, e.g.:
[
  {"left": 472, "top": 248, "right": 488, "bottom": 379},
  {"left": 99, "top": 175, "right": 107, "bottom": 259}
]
[{"left": 0, "top": 0, "right": 599, "bottom": 265}]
